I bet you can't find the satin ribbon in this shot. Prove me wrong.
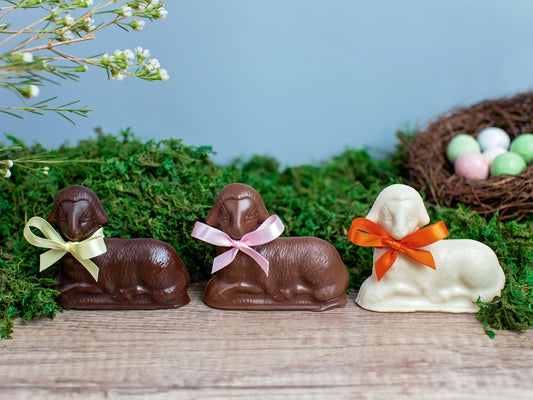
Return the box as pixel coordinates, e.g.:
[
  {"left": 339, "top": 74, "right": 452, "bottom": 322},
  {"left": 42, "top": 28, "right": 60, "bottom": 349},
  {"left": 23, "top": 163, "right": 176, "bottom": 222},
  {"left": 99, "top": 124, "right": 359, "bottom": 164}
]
[
  {"left": 23, "top": 216, "right": 107, "bottom": 282},
  {"left": 191, "top": 214, "right": 285, "bottom": 276},
  {"left": 348, "top": 217, "right": 449, "bottom": 281}
]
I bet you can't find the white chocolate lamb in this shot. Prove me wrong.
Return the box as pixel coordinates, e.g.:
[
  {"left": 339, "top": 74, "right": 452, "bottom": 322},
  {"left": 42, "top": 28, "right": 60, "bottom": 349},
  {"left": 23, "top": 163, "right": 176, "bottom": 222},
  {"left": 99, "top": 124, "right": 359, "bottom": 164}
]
[{"left": 354, "top": 184, "right": 505, "bottom": 313}]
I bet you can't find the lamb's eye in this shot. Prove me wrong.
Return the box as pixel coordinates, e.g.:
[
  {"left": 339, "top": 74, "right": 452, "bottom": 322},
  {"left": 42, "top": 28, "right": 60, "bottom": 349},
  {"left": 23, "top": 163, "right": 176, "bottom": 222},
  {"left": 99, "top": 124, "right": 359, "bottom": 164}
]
[
  {"left": 83, "top": 214, "right": 94, "bottom": 223},
  {"left": 380, "top": 207, "right": 392, "bottom": 221},
  {"left": 81, "top": 208, "right": 95, "bottom": 223},
  {"left": 218, "top": 207, "right": 230, "bottom": 220},
  {"left": 245, "top": 210, "right": 258, "bottom": 220}
]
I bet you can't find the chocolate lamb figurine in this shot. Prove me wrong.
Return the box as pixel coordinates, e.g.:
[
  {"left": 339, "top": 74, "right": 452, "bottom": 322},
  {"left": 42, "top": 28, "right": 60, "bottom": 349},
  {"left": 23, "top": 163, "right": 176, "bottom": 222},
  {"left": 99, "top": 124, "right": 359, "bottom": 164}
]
[
  {"left": 192, "top": 183, "right": 349, "bottom": 311},
  {"left": 349, "top": 184, "right": 505, "bottom": 312},
  {"left": 26, "top": 185, "right": 190, "bottom": 309}
]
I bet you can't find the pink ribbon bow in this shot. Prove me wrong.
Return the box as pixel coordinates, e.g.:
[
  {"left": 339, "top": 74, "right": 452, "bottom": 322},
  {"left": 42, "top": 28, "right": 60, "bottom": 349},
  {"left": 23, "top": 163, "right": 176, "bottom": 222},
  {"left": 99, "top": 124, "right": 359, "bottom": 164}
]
[{"left": 191, "top": 214, "right": 285, "bottom": 276}]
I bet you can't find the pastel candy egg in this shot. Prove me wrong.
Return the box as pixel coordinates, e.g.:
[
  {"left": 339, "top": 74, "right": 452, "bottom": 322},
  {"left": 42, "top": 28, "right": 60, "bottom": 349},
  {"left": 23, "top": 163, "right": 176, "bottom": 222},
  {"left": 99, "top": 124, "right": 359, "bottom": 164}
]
[
  {"left": 454, "top": 152, "right": 489, "bottom": 180},
  {"left": 510, "top": 133, "right": 533, "bottom": 164},
  {"left": 482, "top": 147, "right": 507, "bottom": 164},
  {"left": 446, "top": 134, "right": 481, "bottom": 163},
  {"left": 477, "top": 127, "right": 510, "bottom": 151},
  {"left": 490, "top": 152, "right": 526, "bottom": 176}
]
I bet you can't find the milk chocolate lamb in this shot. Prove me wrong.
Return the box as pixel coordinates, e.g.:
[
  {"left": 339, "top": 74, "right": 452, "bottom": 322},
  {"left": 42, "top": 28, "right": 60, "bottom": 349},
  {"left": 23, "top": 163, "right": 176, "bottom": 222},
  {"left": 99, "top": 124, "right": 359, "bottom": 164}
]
[
  {"left": 192, "top": 183, "right": 349, "bottom": 311},
  {"left": 25, "top": 185, "right": 190, "bottom": 309}
]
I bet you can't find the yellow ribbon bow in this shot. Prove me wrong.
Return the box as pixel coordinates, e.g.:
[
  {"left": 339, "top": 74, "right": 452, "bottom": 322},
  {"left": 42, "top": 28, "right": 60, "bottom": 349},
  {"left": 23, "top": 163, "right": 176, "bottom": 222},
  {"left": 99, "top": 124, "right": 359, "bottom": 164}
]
[{"left": 23, "top": 216, "right": 107, "bottom": 282}]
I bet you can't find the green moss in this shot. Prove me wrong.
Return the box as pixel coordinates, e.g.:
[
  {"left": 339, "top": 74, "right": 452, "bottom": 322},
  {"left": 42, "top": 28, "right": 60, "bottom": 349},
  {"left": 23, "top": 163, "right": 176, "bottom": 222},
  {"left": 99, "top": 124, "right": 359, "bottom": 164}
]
[
  {"left": 0, "top": 258, "right": 59, "bottom": 339},
  {"left": 1, "top": 129, "right": 532, "bottom": 338}
]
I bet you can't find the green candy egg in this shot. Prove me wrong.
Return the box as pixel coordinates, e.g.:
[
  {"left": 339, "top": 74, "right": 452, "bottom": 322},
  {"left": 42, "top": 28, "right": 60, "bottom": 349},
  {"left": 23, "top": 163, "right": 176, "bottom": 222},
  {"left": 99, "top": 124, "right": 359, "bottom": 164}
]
[
  {"left": 446, "top": 134, "right": 481, "bottom": 163},
  {"left": 490, "top": 152, "right": 526, "bottom": 176},
  {"left": 510, "top": 133, "right": 533, "bottom": 164}
]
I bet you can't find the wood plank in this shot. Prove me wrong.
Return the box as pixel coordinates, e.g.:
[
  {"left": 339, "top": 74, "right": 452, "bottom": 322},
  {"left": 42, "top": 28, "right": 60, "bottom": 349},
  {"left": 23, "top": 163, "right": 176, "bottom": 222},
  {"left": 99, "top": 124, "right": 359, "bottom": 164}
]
[{"left": 1, "top": 283, "right": 532, "bottom": 399}]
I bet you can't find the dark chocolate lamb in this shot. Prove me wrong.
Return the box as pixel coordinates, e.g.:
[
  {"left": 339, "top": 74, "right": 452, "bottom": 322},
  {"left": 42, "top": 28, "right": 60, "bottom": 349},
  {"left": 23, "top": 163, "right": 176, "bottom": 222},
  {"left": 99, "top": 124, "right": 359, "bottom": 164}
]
[{"left": 46, "top": 185, "right": 189, "bottom": 309}]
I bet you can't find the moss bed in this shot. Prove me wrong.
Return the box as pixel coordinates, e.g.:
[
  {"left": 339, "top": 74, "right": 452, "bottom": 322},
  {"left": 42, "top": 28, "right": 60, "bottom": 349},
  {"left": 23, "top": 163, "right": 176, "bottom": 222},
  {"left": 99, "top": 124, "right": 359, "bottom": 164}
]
[{"left": 1, "top": 129, "right": 532, "bottom": 338}]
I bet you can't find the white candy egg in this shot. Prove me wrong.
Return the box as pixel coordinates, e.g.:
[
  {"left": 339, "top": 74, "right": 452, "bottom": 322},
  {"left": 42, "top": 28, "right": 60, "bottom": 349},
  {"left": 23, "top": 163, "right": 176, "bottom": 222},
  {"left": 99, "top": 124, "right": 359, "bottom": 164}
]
[
  {"left": 477, "top": 127, "right": 510, "bottom": 151},
  {"left": 482, "top": 147, "right": 507, "bottom": 164}
]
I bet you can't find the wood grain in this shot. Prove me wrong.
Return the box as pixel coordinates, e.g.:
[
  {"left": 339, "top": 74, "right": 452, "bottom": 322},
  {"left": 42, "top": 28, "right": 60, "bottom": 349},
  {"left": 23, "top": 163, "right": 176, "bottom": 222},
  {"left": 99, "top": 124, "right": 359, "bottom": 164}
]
[{"left": 1, "top": 283, "right": 532, "bottom": 399}]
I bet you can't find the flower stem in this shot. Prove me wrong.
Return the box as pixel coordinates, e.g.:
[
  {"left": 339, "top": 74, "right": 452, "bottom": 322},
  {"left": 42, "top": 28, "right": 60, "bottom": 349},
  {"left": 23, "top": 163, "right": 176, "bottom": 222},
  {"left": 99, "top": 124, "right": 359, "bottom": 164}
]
[{"left": 20, "top": 35, "right": 95, "bottom": 54}]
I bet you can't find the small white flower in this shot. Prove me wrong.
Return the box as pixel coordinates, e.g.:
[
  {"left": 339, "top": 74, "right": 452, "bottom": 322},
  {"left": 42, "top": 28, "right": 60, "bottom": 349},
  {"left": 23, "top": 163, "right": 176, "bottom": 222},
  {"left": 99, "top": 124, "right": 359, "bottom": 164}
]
[
  {"left": 29, "top": 85, "right": 39, "bottom": 98},
  {"left": 158, "top": 68, "right": 169, "bottom": 81},
  {"left": 1, "top": 169, "right": 12, "bottom": 178},
  {"left": 102, "top": 53, "right": 109, "bottom": 59},
  {"left": 21, "top": 85, "right": 39, "bottom": 99},
  {"left": 136, "top": 3, "right": 146, "bottom": 12},
  {"left": 6, "top": 160, "right": 14, "bottom": 168},
  {"left": 120, "top": 6, "right": 133, "bottom": 17},
  {"left": 157, "top": 7, "right": 168, "bottom": 19},
  {"left": 84, "top": 17, "right": 96, "bottom": 30},
  {"left": 132, "top": 19, "right": 145, "bottom": 32},
  {"left": 135, "top": 47, "right": 150, "bottom": 58},
  {"left": 147, "top": 58, "right": 160, "bottom": 71},
  {"left": 62, "top": 15, "right": 74, "bottom": 26},
  {"left": 42, "top": 167, "right": 50, "bottom": 175},
  {"left": 124, "top": 49, "right": 134, "bottom": 58},
  {"left": 150, "top": 0, "right": 159, "bottom": 5},
  {"left": 115, "top": 72, "right": 125, "bottom": 81},
  {"left": 123, "top": 49, "right": 135, "bottom": 65},
  {"left": 22, "top": 52, "right": 33, "bottom": 63},
  {"left": 114, "top": 49, "right": 123, "bottom": 57},
  {"left": 62, "top": 30, "right": 74, "bottom": 41}
]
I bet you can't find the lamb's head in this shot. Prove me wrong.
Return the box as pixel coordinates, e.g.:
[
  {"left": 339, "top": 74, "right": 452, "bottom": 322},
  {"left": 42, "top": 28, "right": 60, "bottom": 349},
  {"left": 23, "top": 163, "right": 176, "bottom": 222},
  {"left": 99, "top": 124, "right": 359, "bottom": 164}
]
[
  {"left": 366, "top": 184, "right": 429, "bottom": 240},
  {"left": 47, "top": 185, "right": 109, "bottom": 242},
  {"left": 205, "top": 183, "right": 270, "bottom": 240}
]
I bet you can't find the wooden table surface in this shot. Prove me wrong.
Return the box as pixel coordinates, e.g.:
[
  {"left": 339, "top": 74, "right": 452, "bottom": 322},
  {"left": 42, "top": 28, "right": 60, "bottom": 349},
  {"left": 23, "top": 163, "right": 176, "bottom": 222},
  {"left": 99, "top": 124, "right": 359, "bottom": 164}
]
[{"left": 2, "top": 283, "right": 532, "bottom": 400}]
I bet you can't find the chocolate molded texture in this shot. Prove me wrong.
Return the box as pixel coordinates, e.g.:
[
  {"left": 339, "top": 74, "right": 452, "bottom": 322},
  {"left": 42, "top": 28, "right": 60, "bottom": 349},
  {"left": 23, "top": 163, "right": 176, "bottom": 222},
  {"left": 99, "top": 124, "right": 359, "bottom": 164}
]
[
  {"left": 202, "top": 183, "right": 349, "bottom": 311},
  {"left": 47, "top": 185, "right": 190, "bottom": 309}
]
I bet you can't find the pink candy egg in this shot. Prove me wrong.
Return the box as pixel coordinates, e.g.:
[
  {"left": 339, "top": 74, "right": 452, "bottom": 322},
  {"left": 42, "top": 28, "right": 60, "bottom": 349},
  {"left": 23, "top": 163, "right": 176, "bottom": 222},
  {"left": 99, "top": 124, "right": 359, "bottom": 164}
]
[{"left": 454, "top": 152, "right": 490, "bottom": 180}]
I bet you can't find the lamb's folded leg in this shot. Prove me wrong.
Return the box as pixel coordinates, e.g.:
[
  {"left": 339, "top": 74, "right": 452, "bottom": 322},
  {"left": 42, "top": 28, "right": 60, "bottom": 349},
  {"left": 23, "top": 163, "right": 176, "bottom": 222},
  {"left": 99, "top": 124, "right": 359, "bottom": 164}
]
[
  {"left": 206, "top": 278, "right": 264, "bottom": 300},
  {"left": 59, "top": 281, "right": 104, "bottom": 295},
  {"left": 111, "top": 285, "right": 151, "bottom": 301}
]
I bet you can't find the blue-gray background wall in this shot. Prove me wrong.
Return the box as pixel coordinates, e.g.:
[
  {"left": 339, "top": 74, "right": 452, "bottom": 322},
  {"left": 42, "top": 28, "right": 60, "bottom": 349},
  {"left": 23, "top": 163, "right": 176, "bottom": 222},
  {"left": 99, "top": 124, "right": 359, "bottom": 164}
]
[{"left": 3, "top": 1, "right": 533, "bottom": 165}]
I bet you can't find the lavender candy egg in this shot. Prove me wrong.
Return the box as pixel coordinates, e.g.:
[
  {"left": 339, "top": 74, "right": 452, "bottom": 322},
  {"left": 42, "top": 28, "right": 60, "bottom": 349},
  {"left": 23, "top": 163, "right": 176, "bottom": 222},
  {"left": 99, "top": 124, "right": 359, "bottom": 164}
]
[
  {"left": 477, "top": 127, "right": 510, "bottom": 151},
  {"left": 454, "top": 152, "right": 489, "bottom": 180}
]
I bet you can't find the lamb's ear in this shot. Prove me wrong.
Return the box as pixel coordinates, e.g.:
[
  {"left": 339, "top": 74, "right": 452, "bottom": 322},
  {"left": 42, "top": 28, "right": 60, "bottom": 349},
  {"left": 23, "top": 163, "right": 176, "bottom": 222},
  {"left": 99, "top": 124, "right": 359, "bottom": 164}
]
[
  {"left": 93, "top": 199, "right": 110, "bottom": 226},
  {"left": 46, "top": 201, "right": 60, "bottom": 227},
  {"left": 416, "top": 198, "right": 430, "bottom": 227},
  {"left": 403, "top": 185, "right": 430, "bottom": 227},
  {"left": 365, "top": 199, "right": 382, "bottom": 223},
  {"left": 205, "top": 201, "right": 220, "bottom": 228},
  {"left": 255, "top": 199, "right": 270, "bottom": 224}
]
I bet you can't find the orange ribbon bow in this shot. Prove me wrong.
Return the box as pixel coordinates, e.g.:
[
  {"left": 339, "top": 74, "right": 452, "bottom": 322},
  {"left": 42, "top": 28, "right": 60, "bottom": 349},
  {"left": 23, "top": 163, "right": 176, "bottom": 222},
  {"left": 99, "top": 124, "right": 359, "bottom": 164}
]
[{"left": 348, "top": 218, "right": 449, "bottom": 281}]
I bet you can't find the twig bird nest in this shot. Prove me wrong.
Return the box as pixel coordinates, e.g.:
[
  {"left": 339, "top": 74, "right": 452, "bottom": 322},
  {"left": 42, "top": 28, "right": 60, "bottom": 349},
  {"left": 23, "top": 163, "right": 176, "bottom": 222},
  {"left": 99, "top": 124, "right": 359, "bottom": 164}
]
[{"left": 403, "top": 92, "right": 533, "bottom": 221}]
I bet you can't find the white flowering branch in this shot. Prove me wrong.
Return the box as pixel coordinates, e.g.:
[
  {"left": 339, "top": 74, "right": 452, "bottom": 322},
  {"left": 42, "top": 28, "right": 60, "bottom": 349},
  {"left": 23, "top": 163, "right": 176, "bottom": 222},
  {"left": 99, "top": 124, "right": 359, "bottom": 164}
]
[
  {"left": 0, "top": 140, "right": 103, "bottom": 179},
  {"left": 0, "top": 0, "right": 169, "bottom": 122}
]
